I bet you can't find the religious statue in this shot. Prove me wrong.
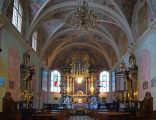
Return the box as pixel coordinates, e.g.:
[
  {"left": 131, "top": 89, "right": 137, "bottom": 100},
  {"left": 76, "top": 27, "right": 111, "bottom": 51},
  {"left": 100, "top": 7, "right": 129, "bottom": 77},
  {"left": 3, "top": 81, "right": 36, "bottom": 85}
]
[
  {"left": 90, "top": 96, "right": 97, "bottom": 109},
  {"left": 22, "top": 51, "right": 30, "bottom": 67},
  {"left": 63, "top": 96, "right": 72, "bottom": 109},
  {"left": 129, "top": 54, "right": 137, "bottom": 69}
]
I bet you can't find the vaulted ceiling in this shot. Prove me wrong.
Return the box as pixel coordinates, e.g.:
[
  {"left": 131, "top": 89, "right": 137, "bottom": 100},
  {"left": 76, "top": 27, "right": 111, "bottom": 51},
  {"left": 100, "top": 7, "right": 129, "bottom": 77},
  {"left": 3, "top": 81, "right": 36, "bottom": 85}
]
[{"left": 27, "top": 0, "right": 137, "bottom": 71}]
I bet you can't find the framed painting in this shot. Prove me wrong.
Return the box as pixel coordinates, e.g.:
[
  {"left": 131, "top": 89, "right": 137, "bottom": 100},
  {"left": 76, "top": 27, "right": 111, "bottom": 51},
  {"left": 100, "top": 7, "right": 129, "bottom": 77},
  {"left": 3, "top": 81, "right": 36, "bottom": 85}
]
[
  {"left": 151, "top": 78, "right": 156, "bottom": 87},
  {"left": 143, "top": 81, "right": 148, "bottom": 89}
]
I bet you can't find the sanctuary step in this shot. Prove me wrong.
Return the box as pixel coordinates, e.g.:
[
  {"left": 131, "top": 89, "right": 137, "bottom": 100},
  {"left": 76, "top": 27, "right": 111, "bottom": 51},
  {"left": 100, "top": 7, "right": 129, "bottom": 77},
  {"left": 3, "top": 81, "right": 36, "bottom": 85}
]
[{"left": 68, "top": 116, "right": 94, "bottom": 120}]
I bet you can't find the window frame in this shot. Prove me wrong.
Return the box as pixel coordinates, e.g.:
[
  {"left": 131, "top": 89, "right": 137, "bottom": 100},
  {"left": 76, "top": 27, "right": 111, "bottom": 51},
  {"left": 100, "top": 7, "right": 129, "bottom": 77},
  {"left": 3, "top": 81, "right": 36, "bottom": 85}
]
[
  {"left": 12, "top": 0, "right": 23, "bottom": 32},
  {"left": 32, "top": 31, "right": 38, "bottom": 52},
  {"left": 99, "top": 71, "right": 110, "bottom": 92},
  {"left": 50, "top": 70, "right": 61, "bottom": 93}
]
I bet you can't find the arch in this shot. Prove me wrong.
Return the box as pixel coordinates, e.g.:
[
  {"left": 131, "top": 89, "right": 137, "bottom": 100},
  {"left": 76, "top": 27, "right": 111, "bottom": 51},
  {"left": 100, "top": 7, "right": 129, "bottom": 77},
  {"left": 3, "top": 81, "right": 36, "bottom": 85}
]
[
  {"left": 132, "top": 0, "right": 148, "bottom": 40},
  {"left": 146, "top": 0, "right": 156, "bottom": 18},
  {"left": 41, "top": 27, "right": 120, "bottom": 60},
  {"left": 2, "top": 0, "right": 12, "bottom": 14},
  {"left": 48, "top": 42, "right": 112, "bottom": 68},
  {"left": 27, "top": 1, "right": 133, "bottom": 46}
]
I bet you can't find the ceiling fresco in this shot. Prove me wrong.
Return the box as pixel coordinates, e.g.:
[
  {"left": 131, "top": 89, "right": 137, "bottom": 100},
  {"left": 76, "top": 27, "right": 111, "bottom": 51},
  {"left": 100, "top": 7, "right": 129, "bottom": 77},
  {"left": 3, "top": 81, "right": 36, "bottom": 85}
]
[
  {"left": 29, "top": 0, "right": 46, "bottom": 15},
  {"left": 27, "top": 0, "right": 138, "bottom": 69}
]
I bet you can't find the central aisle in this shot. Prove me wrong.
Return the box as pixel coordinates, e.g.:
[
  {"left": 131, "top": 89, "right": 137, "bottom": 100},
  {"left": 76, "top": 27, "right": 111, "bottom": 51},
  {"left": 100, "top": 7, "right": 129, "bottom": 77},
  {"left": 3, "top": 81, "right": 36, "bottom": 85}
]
[{"left": 68, "top": 116, "right": 94, "bottom": 120}]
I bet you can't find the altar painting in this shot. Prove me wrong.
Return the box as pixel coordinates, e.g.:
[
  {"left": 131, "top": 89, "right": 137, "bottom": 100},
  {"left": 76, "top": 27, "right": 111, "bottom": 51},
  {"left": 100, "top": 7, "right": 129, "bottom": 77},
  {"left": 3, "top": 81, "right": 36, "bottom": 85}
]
[{"left": 74, "top": 78, "right": 86, "bottom": 94}]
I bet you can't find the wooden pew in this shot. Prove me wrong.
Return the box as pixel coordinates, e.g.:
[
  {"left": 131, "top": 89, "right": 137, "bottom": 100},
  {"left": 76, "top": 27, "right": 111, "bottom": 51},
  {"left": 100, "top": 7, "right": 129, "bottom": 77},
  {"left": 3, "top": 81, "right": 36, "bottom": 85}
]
[{"left": 30, "top": 109, "right": 70, "bottom": 120}]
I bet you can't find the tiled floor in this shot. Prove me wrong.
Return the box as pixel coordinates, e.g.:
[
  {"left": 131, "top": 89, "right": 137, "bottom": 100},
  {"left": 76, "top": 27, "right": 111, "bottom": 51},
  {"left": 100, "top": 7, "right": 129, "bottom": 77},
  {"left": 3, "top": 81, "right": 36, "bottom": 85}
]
[{"left": 68, "top": 116, "right": 94, "bottom": 120}]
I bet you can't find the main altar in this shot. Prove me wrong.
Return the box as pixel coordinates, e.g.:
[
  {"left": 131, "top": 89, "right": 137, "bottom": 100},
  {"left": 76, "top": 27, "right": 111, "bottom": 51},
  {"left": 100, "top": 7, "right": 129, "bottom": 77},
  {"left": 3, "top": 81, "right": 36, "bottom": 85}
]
[
  {"left": 62, "top": 51, "right": 98, "bottom": 111},
  {"left": 62, "top": 51, "right": 97, "bottom": 95}
]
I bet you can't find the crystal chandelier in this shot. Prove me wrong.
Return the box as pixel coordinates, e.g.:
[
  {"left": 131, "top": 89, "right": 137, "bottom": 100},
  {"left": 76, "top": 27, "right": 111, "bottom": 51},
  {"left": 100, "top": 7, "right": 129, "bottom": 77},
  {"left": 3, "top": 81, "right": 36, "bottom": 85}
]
[{"left": 65, "top": 0, "right": 97, "bottom": 32}]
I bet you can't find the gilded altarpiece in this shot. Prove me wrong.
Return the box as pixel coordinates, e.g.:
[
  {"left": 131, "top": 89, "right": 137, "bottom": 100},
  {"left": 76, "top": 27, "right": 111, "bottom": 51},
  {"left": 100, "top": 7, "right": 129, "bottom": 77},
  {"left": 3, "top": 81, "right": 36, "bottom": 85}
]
[{"left": 63, "top": 51, "right": 97, "bottom": 103}]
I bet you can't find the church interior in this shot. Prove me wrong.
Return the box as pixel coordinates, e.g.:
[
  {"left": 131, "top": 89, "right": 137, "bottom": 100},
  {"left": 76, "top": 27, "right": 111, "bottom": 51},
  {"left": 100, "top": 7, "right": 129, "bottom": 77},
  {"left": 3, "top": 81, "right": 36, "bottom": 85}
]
[{"left": 0, "top": 0, "right": 156, "bottom": 120}]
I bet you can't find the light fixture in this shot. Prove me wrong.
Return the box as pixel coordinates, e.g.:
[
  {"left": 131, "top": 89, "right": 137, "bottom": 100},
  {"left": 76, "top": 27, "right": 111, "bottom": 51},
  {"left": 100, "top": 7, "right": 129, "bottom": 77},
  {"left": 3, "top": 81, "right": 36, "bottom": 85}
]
[
  {"left": 65, "top": 0, "right": 97, "bottom": 32},
  {"left": 77, "top": 77, "right": 83, "bottom": 84}
]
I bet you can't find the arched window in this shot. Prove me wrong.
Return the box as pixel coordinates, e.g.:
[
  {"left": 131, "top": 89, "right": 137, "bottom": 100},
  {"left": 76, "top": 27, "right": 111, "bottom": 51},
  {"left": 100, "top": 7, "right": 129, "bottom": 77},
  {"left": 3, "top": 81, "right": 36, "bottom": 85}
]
[
  {"left": 99, "top": 71, "right": 109, "bottom": 92},
  {"left": 32, "top": 31, "right": 37, "bottom": 51},
  {"left": 12, "top": 0, "right": 23, "bottom": 32},
  {"left": 50, "top": 70, "right": 61, "bottom": 92}
]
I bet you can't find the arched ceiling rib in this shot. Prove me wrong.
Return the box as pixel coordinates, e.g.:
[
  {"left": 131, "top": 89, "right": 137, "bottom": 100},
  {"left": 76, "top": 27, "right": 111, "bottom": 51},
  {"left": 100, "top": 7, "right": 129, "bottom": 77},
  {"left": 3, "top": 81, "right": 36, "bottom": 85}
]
[
  {"left": 26, "top": 0, "right": 136, "bottom": 69},
  {"left": 42, "top": 28, "right": 120, "bottom": 59},
  {"left": 27, "top": 1, "right": 134, "bottom": 45}
]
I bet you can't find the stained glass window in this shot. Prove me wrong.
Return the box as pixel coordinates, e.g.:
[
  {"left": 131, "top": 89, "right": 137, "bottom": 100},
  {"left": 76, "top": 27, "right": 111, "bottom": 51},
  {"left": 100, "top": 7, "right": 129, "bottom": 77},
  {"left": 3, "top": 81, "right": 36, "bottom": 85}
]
[
  {"left": 50, "top": 70, "right": 61, "bottom": 92},
  {"left": 99, "top": 71, "right": 109, "bottom": 92},
  {"left": 12, "top": 0, "right": 23, "bottom": 32}
]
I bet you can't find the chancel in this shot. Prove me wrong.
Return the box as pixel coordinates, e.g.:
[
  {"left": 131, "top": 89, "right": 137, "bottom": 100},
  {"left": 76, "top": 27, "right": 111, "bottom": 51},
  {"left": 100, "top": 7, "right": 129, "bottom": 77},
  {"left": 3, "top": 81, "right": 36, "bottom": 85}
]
[{"left": 0, "top": 0, "right": 156, "bottom": 120}]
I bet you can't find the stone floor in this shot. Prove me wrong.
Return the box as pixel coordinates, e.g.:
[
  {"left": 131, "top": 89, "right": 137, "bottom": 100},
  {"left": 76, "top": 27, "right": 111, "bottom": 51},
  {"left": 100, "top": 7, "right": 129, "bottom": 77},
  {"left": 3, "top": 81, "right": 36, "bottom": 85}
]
[{"left": 68, "top": 116, "right": 94, "bottom": 120}]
